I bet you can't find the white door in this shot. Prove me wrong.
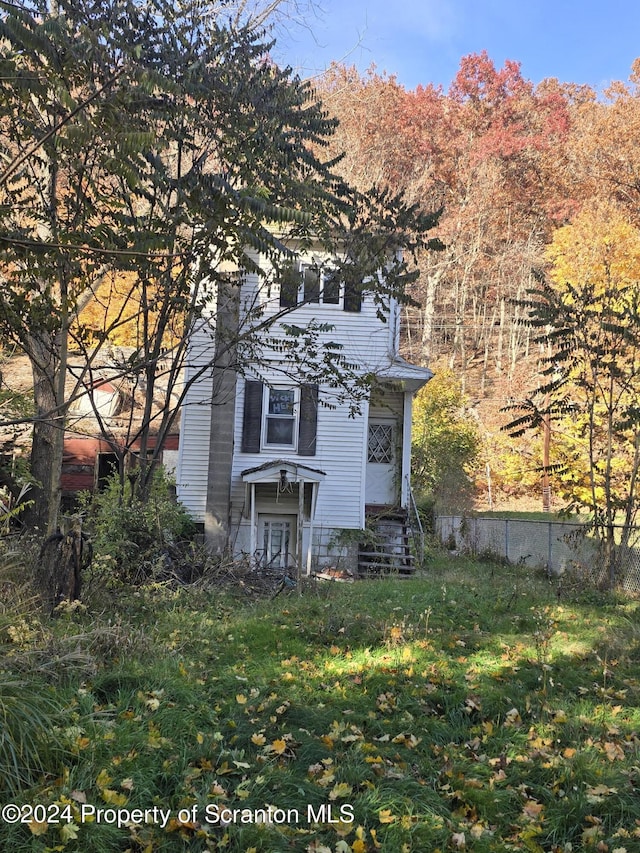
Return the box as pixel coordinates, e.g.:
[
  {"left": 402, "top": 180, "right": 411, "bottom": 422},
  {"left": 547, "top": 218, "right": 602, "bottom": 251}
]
[
  {"left": 258, "top": 515, "right": 297, "bottom": 568},
  {"left": 365, "top": 420, "right": 398, "bottom": 505}
]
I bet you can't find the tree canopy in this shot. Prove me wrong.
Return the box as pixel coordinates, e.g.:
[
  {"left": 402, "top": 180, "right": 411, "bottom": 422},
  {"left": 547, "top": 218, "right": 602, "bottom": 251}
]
[{"left": 0, "top": 0, "right": 438, "bottom": 534}]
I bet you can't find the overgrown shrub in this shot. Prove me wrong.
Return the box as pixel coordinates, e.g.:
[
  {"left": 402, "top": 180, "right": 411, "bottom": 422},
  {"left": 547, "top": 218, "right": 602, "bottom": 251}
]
[
  {"left": 79, "top": 469, "right": 197, "bottom": 585},
  {"left": 411, "top": 369, "right": 480, "bottom": 511}
]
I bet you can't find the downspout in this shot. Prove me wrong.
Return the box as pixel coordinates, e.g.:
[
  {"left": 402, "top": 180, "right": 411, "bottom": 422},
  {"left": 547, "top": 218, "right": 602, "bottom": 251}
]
[
  {"left": 297, "top": 476, "right": 304, "bottom": 591},
  {"left": 401, "top": 388, "right": 412, "bottom": 509},
  {"left": 250, "top": 483, "right": 256, "bottom": 558}
]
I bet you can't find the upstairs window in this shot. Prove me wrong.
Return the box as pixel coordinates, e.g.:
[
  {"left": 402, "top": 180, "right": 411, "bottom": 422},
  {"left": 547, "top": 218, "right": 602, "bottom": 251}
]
[
  {"left": 302, "top": 264, "right": 341, "bottom": 305},
  {"left": 265, "top": 388, "right": 297, "bottom": 447},
  {"left": 241, "top": 380, "right": 318, "bottom": 456},
  {"left": 279, "top": 261, "right": 361, "bottom": 311}
]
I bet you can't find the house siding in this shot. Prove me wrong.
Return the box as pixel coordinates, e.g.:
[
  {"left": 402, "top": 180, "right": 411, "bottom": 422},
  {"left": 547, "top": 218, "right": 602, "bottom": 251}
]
[
  {"left": 228, "top": 376, "right": 367, "bottom": 537},
  {"left": 175, "top": 325, "right": 214, "bottom": 522}
]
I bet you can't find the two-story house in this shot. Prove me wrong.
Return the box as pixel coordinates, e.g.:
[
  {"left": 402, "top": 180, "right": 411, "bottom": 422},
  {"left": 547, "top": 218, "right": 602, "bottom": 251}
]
[{"left": 176, "top": 244, "right": 432, "bottom": 575}]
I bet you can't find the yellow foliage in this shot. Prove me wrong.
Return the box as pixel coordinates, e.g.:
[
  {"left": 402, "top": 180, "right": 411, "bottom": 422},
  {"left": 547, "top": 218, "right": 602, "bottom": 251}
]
[
  {"left": 77, "top": 270, "right": 183, "bottom": 348},
  {"left": 270, "top": 738, "right": 287, "bottom": 755},
  {"left": 547, "top": 202, "right": 640, "bottom": 303}
]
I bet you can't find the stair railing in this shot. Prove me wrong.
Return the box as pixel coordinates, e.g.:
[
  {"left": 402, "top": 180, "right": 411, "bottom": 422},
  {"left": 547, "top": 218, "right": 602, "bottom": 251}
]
[{"left": 407, "top": 481, "right": 425, "bottom": 567}]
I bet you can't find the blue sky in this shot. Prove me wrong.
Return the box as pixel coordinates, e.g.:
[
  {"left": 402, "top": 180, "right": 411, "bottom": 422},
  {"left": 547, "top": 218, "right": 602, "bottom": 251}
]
[{"left": 271, "top": 0, "right": 640, "bottom": 92}]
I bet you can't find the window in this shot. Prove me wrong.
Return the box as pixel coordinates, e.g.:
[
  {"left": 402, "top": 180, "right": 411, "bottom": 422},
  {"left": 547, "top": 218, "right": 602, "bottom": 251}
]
[
  {"left": 241, "top": 380, "right": 318, "bottom": 456},
  {"left": 302, "top": 264, "right": 341, "bottom": 305},
  {"left": 367, "top": 423, "right": 394, "bottom": 464},
  {"left": 264, "top": 388, "right": 297, "bottom": 447},
  {"left": 96, "top": 452, "right": 119, "bottom": 491},
  {"left": 279, "top": 262, "right": 357, "bottom": 309}
]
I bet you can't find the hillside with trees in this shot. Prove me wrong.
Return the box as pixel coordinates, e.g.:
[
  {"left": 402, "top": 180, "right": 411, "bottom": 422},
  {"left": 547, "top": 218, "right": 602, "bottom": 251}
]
[{"left": 315, "top": 56, "right": 640, "bottom": 522}]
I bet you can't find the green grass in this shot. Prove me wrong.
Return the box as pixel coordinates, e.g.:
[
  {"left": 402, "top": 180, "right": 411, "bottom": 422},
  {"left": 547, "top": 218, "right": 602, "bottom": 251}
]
[{"left": 2, "top": 556, "right": 640, "bottom": 852}]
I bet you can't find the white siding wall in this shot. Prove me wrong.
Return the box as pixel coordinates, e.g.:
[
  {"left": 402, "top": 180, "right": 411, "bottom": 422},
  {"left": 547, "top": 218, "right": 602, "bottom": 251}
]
[
  {"left": 255, "top": 276, "right": 397, "bottom": 376},
  {"left": 228, "top": 375, "right": 368, "bottom": 536},
  {"left": 175, "top": 322, "right": 215, "bottom": 522}
]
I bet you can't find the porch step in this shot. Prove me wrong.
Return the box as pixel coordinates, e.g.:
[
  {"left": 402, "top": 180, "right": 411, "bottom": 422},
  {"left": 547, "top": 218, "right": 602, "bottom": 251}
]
[
  {"left": 358, "top": 508, "right": 416, "bottom": 577},
  {"left": 357, "top": 551, "right": 415, "bottom": 576}
]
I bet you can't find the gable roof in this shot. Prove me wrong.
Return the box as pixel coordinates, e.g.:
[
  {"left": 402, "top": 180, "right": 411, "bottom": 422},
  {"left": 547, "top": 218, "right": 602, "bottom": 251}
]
[{"left": 241, "top": 459, "right": 326, "bottom": 483}]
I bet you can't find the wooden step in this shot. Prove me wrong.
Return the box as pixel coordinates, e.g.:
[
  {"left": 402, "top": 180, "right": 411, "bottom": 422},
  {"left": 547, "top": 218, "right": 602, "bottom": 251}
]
[{"left": 359, "top": 511, "right": 417, "bottom": 577}]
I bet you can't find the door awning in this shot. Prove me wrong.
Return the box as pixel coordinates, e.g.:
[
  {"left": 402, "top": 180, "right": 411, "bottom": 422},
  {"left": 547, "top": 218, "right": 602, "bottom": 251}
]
[{"left": 241, "top": 459, "right": 326, "bottom": 484}]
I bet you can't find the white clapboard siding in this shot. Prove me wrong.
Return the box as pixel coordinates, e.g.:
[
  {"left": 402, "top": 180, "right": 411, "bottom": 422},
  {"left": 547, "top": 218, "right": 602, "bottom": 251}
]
[
  {"left": 312, "top": 397, "right": 368, "bottom": 529},
  {"left": 175, "top": 321, "right": 215, "bottom": 521},
  {"left": 229, "top": 374, "right": 368, "bottom": 531},
  {"left": 255, "top": 283, "right": 398, "bottom": 372}
]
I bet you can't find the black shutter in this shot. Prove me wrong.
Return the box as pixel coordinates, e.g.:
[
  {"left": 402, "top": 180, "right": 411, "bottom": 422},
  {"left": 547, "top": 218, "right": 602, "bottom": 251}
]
[
  {"left": 343, "top": 279, "right": 362, "bottom": 313},
  {"left": 279, "top": 263, "right": 300, "bottom": 308},
  {"left": 298, "top": 384, "right": 318, "bottom": 456},
  {"left": 241, "top": 380, "right": 263, "bottom": 452}
]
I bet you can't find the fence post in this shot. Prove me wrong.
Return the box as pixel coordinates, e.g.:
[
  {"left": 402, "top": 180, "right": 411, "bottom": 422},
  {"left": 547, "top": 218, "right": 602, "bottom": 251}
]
[{"left": 505, "top": 518, "right": 509, "bottom": 563}]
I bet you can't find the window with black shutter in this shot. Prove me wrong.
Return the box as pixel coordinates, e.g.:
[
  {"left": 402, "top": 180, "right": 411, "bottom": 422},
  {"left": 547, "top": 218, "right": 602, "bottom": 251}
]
[
  {"left": 302, "top": 265, "right": 321, "bottom": 303},
  {"left": 343, "top": 275, "right": 362, "bottom": 313},
  {"left": 242, "top": 380, "right": 318, "bottom": 456},
  {"left": 342, "top": 264, "right": 362, "bottom": 313}
]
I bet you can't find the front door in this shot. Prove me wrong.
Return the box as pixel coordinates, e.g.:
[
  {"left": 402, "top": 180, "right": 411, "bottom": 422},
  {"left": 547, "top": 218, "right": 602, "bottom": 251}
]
[
  {"left": 258, "top": 515, "right": 297, "bottom": 569},
  {"left": 365, "top": 419, "right": 398, "bottom": 505}
]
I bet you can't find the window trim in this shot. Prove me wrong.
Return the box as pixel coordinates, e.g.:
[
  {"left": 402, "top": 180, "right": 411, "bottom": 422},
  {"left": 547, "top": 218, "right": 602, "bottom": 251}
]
[{"left": 262, "top": 385, "right": 300, "bottom": 451}]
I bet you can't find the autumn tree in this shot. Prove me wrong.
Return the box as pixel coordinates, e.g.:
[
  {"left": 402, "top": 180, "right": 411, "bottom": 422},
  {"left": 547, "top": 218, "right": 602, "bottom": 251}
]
[
  {"left": 411, "top": 369, "right": 480, "bottom": 511},
  {"left": 505, "top": 204, "right": 640, "bottom": 585},
  {"left": 318, "top": 54, "right": 571, "bottom": 397}
]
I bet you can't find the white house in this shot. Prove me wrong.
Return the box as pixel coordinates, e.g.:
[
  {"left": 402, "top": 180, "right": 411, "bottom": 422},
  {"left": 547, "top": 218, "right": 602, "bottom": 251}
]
[{"left": 176, "top": 245, "right": 432, "bottom": 575}]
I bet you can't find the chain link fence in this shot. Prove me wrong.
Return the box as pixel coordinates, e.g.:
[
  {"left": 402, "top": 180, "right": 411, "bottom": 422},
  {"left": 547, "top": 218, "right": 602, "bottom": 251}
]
[{"left": 435, "top": 515, "right": 640, "bottom": 592}]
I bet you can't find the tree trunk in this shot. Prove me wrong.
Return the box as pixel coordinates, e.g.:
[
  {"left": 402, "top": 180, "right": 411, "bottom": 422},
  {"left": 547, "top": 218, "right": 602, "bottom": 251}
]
[
  {"left": 23, "top": 331, "right": 65, "bottom": 535},
  {"left": 420, "top": 267, "right": 442, "bottom": 365}
]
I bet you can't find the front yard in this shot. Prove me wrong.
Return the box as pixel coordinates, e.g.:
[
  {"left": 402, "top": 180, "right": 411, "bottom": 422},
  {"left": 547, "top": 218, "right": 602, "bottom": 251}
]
[{"left": 2, "top": 555, "right": 640, "bottom": 852}]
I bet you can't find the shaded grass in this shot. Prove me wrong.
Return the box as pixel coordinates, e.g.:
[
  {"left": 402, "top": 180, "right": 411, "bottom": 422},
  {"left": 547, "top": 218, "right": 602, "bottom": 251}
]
[{"left": 2, "top": 557, "right": 640, "bottom": 851}]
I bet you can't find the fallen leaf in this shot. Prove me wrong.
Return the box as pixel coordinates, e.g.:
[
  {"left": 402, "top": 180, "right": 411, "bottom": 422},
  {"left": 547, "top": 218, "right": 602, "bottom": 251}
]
[
  {"left": 60, "top": 822, "right": 80, "bottom": 841},
  {"left": 102, "top": 788, "right": 128, "bottom": 806},
  {"left": 604, "top": 741, "right": 625, "bottom": 761},
  {"left": 329, "top": 782, "right": 352, "bottom": 800},
  {"left": 504, "top": 708, "right": 521, "bottom": 726},
  {"left": 522, "top": 799, "right": 544, "bottom": 821},
  {"left": 378, "top": 809, "right": 395, "bottom": 824},
  {"left": 28, "top": 820, "right": 48, "bottom": 836}
]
